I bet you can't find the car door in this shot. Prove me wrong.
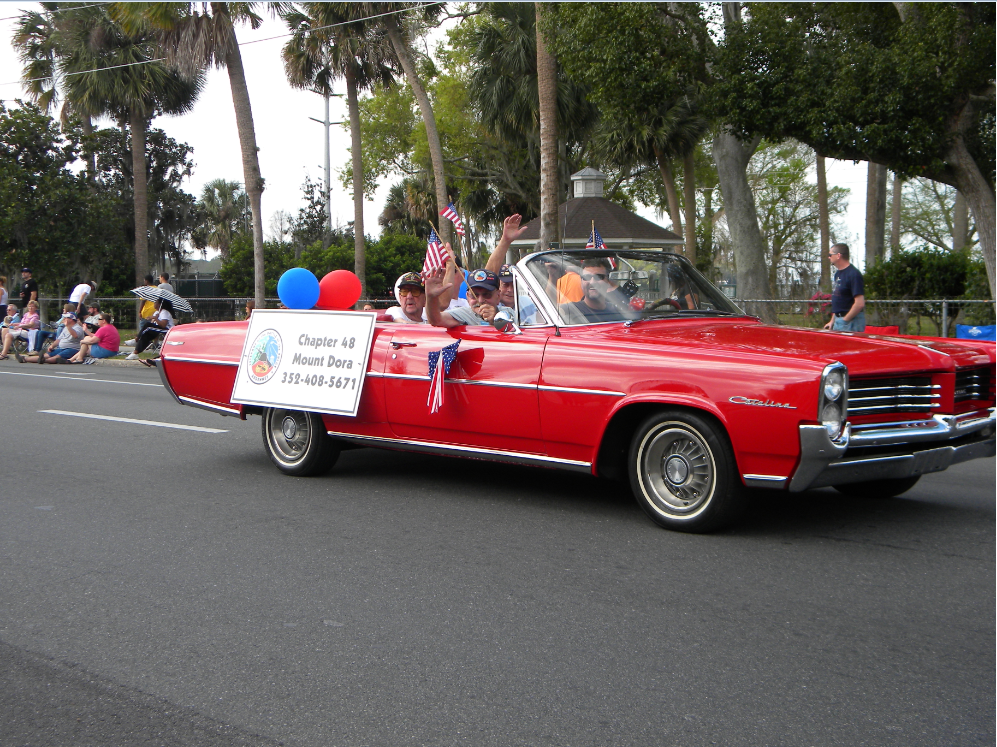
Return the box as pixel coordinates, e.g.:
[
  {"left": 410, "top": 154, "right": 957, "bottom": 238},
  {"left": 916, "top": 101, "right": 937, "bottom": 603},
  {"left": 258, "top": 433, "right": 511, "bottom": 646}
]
[{"left": 382, "top": 323, "right": 548, "bottom": 455}]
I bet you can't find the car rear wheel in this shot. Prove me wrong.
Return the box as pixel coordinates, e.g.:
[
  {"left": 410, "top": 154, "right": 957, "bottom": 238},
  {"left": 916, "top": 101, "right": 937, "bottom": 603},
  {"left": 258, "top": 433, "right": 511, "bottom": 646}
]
[
  {"left": 262, "top": 408, "right": 340, "bottom": 477},
  {"left": 832, "top": 475, "right": 920, "bottom": 499},
  {"left": 628, "top": 410, "right": 745, "bottom": 533}
]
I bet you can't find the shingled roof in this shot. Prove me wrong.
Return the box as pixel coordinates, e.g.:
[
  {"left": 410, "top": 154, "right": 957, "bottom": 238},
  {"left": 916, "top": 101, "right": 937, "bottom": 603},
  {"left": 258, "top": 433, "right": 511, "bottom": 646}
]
[{"left": 510, "top": 196, "right": 683, "bottom": 249}]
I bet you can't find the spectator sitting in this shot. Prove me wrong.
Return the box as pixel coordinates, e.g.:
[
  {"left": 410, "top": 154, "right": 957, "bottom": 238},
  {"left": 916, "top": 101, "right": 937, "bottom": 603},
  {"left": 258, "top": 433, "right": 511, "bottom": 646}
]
[
  {"left": 15, "top": 311, "right": 84, "bottom": 364},
  {"left": 0, "top": 300, "right": 39, "bottom": 359},
  {"left": 83, "top": 302, "right": 101, "bottom": 332},
  {"left": 69, "top": 313, "right": 120, "bottom": 364},
  {"left": 126, "top": 298, "right": 174, "bottom": 360}
]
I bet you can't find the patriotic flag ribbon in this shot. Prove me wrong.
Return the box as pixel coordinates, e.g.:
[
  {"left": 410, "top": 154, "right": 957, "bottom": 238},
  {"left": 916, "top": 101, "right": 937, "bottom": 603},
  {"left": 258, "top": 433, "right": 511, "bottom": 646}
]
[
  {"left": 427, "top": 340, "right": 461, "bottom": 414},
  {"left": 439, "top": 202, "right": 466, "bottom": 236},
  {"left": 422, "top": 228, "right": 448, "bottom": 276}
]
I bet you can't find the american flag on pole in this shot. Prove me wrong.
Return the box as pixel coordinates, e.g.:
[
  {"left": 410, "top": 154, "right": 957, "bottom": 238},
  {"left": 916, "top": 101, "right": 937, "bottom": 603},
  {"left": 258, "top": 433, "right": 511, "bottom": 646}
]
[
  {"left": 585, "top": 225, "right": 605, "bottom": 250},
  {"left": 422, "top": 228, "right": 448, "bottom": 276},
  {"left": 585, "top": 224, "right": 616, "bottom": 268},
  {"left": 427, "top": 340, "right": 461, "bottom": 414},
  {"left": 439, "top": 202, "right": 465, "bottom": 236}
]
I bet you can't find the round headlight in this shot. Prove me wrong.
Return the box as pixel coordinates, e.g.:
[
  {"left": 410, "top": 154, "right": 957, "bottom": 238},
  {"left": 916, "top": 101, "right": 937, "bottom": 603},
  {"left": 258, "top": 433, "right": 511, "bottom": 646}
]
[
  {"left": 824, "top": 370, "right": 844, "bottom": 401},
  {"left": 822, "top": 402, "right": 842, "bottom": 437}
]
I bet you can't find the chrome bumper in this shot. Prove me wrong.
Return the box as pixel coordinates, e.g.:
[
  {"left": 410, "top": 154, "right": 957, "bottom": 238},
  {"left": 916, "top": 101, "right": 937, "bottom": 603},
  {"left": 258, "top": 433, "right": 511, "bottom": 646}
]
[{"left": 789, "top": 409, "right": 996, "bottom": 492}]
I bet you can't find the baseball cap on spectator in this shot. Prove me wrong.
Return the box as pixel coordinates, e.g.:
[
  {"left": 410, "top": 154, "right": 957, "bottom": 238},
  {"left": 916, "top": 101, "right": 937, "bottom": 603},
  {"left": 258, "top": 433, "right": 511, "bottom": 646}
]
[
  {"left": 393, "top": 271, "right": 425, "bottom": 303},
  {"left": 62, "top": 312, "right": 77, "bottom": 320},
  {"left": 21, "top": 267, "right": 31, "bottom": 273},
  {"left": 466, "top": 269, "right": 499, "bottom": 292},
  {"left": 498, "top": 264, "right": 514, "bottom": 282}
]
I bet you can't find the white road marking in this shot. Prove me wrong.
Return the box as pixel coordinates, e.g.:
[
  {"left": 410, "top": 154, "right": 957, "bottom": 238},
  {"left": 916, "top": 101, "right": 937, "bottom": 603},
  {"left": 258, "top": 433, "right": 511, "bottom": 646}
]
[
  {"left": 39, "top": 410, "right": 228, "bottom": 433},
  {"left": 0, "top": 371, "right": 161, "bottom": 387}
]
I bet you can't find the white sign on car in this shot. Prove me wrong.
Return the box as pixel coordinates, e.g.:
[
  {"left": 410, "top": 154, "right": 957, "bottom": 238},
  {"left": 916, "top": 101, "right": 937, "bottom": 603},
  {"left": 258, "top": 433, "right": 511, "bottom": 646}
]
[{"left": 231, "top": 309, "right": 375, "bottom": 417}]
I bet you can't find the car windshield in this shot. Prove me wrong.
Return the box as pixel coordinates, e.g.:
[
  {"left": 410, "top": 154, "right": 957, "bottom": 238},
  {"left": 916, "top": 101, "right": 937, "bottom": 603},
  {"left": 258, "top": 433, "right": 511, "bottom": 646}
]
[{"left": 521, "top": 250, "right": 745, "bottom": 326}]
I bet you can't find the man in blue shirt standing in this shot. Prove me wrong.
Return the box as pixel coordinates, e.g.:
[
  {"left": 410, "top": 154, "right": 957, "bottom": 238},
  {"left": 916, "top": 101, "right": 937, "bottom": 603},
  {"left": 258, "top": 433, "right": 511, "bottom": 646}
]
[{"left": 824, "top": 243, "right": 866, "bottom": 332}]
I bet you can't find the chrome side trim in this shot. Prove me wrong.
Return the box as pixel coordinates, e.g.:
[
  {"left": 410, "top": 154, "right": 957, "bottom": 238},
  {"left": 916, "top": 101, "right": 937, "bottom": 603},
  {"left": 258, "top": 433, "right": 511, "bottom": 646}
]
[
  {"left": 538, "top": 385, "right": 626, "bottom": 397},
  {"left": 165, "top": 356, "right": 240, "bottom": 367},
  {"left": 178, "top": 396, "right": 242, "bottom": 418},
  {"left": 326, "top": 430, "right": 592, "bottom": 473},
  {"left": 742, "top": 474, "right": 789, "bottom": 489},
  {"left": 849, "top": 410, "right": 996, "bottom": 447},
  {"left": 378, "top": 371, "right": 536, "bottom": 390}
]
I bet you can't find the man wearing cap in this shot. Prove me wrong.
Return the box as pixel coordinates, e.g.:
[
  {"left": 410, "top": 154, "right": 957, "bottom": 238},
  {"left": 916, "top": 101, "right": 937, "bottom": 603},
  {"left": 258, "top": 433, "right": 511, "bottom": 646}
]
[
  {"left": 384, "top": 272, "right": 428, "bottom": 324},
  {"left": 425, "top": 267, "right": 503, "bottom": 328},
  {"left": 497, "top": 264, "right": 539, "bottom": 325},
  {"left": 16, "top": 311, "right": 84, "bottom": 364},
  {"left": 19, "top": 268, "right": 38, "bottom": 311}
]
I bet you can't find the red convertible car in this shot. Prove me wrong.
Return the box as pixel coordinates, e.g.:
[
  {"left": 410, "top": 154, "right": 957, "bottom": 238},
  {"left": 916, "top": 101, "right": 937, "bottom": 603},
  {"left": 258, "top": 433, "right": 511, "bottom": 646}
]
[{"left": 157, "top": 250, "right": 996, "bottom": 532}]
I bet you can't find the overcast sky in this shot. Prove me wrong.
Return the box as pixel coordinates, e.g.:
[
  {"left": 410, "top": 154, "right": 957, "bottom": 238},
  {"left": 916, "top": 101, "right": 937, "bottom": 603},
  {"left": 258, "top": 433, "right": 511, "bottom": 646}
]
[{"left": 0, "top": 3, "right": 873, "bottom": 265}]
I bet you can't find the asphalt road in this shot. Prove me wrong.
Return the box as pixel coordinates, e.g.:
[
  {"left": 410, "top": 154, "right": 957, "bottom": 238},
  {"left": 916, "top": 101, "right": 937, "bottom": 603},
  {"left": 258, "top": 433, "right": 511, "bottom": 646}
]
[{"left": 0, "top": 361, "right": 993, "bottom": 747}]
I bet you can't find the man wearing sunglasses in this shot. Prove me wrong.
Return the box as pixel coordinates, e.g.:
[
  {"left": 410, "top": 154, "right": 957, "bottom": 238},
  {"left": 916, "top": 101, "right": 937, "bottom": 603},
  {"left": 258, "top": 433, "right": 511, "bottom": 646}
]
[
  {"left": 823, "top": 243, "right": 865, "bottom": 332},
  {"left": 425, "top": 268, "right": 503, "bottom": 328},
  {"left": 384, "top": 272, "right": 429, "bottom": 323},
  {"left": 562, "top": 258, "right": 634, "bottom": 323}
]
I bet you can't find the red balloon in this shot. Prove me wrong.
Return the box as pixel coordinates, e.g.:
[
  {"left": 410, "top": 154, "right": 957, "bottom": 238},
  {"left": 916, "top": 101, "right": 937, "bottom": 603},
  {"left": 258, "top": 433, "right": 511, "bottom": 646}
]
[{"left": 317, "top": 270, "right": 362, "bottom": 310}]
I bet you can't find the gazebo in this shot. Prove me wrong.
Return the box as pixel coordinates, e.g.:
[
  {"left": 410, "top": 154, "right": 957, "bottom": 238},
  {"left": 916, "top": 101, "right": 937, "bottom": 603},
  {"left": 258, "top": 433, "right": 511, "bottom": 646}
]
[{"left": 510, "top": 167, "right": 684, "bottom": 255}]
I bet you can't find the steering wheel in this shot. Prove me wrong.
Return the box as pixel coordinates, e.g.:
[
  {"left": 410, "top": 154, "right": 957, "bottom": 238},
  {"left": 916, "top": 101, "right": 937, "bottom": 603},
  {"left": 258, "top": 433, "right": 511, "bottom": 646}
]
[{"left": 643, "top": 297, "right": 682, "bottom": 314}]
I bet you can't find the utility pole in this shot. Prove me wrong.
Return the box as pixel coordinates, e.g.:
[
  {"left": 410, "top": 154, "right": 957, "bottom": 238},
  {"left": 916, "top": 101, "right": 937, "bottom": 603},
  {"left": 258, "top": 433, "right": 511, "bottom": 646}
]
[{"left": 308, "top": 90, "right": 345, "bottom": 243}]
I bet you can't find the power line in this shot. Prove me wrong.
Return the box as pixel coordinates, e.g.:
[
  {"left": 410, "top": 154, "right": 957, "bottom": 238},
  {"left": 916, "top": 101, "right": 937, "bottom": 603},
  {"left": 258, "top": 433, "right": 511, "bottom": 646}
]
[
  {"left": 0, "top": 2, "right": 109, "bottom": 23},
  {"left": 0, "top": 2, "right": 445, "bottom": 88}
]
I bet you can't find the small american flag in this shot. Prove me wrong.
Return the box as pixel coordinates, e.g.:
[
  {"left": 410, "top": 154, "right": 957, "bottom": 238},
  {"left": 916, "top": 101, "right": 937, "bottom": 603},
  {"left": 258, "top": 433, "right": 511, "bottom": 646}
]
[
  {"left": 427, "top": 340, "right": 461, "bottom": 414},
  {"left": 585, "top": 225, "right": 605, "bottom": 250},
  {"left": 439, "top": 202, "right": 465, "bottom": 236},
  {"left": 422, "top": 229, "right": 448, "bottom": 276}
]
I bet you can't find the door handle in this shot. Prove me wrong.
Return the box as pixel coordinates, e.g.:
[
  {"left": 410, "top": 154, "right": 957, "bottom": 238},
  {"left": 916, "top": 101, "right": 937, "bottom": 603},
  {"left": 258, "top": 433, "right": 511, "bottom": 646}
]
[{"left": 390, "top": 341, "right": 417, "bottom": 349}]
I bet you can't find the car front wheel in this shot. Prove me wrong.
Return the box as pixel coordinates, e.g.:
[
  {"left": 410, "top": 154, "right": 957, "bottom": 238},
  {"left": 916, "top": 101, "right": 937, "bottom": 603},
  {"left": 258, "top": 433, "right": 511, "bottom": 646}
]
[
  {"left": 628, "top": 410, "right": 745, "bottom": 533},
  {"left": 262, "top": 408, "right": 340, "bottom": 477}
]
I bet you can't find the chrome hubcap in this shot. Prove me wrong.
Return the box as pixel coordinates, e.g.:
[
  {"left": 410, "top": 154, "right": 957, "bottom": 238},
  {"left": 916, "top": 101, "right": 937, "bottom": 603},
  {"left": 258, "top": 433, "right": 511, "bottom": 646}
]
[
  {"left": 639, "top": 424, "right": 715, "bottom": 515},
  {"left": 270, "top": 410, "right": 310, "bottom": 463}
]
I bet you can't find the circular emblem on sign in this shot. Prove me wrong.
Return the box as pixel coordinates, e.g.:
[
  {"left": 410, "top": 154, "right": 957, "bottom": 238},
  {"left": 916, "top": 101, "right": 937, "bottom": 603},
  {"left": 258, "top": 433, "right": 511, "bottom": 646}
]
[{"left": 247, "top": 328, "right": 282, "bottom": 384}]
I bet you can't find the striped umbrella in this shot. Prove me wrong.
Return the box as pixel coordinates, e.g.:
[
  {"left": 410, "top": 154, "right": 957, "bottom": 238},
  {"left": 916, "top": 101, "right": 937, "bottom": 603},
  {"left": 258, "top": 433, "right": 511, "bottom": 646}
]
[{"left": 130, "top": 286, "right": 194, "bottom": 314}]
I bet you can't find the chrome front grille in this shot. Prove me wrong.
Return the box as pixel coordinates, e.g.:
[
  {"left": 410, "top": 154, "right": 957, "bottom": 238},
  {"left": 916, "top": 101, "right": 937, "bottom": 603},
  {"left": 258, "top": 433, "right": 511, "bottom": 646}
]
[
  {"left": 954, "top": 367, "right": 993, "bottom": 403},
  {"left": 848, "top": 376, "right": 940, "bottom": 415}
]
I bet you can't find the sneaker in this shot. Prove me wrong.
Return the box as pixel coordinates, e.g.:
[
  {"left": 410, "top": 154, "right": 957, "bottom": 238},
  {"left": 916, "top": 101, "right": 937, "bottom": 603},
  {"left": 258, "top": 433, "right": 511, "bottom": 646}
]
[
  {"left": 83, "top": 357, "right": 97, "bottom": 365},
  {"left": 125, "top": 353, "right": 139, "bottom": 360},
  {"left": 123, "top": 338, "right": 136, "bottom": 346},
  {"left": 14, "top": 353, "right": 25, "bottom": 363}
]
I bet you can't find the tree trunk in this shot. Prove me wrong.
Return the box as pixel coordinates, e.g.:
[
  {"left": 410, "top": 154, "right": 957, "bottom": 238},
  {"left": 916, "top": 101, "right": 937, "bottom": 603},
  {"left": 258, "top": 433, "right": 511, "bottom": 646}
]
[
  {"left": 346, "top": 67, "right": 366, "bottom": 305},
  {"left": 218, "top": 11, "right": 266, "bottom": 308},
  {"left": 712, "top": 129, "right": 776, "bottom": 322},
  {"left": 683, "top": 151, "right": 696, "bottom": 265},
  {"left": 384, "top": 17, "right": 450, "bottom": 246},
  {"left": 816, "top": 154, "right": 830, "bottom": 291},
  {"left": 536, "top": 3, "right": 559, "bottom": 253},
  {"left": 890, "top": 172, "right": 903, "bottom": 255},
  {"left": 130, "top": 108, "right": 148, "bottom": 289},
  {"left": 865, "top": 162, "right": 887, "bottom": 268},
  {"left": 653, "top": 144, "right": 683, "bottom": 236},
  {"left": 953, "top": 189, "right": 968, "bottom": 252}
]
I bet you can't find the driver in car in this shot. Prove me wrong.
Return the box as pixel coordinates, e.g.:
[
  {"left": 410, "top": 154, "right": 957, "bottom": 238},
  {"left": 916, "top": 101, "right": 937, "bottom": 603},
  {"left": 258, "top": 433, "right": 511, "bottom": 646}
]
[
  {"left": 425, "top": 268, "right": 503, "bottom": 328},
  {"left": 562, "top": 259, "right": 636, "bottom": 324}
]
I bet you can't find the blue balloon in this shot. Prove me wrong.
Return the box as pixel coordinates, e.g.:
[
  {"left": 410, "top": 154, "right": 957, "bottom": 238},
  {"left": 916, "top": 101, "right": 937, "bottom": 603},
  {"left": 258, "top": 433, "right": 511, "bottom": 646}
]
[
  {"left": 277, "top": 267, "right": 320, "bottom": 309},
  {"left": 458, "top": 280, "right": 468, "bottom": 300}
]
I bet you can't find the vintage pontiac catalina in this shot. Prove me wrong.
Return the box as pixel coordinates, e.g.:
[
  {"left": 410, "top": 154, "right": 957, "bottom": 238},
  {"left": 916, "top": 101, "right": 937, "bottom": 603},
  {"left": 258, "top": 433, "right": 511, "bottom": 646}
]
[{"left": 157, "top": 249, "right": 996, "bottom": 532}]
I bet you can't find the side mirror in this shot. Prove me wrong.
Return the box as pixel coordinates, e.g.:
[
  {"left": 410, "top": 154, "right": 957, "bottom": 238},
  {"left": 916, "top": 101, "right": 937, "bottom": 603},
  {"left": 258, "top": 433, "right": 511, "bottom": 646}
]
[{"left": 492, "top": 308, "right": 522, "bottom": 334}]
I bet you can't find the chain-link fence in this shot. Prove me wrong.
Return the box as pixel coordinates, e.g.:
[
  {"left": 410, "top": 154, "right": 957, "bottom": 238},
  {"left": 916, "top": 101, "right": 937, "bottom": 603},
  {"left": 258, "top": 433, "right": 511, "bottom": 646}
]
[
  {"left": 735, "top": 298, "right": 995, "bottom": 337},
  {"left": 30, "top": 295, "right": 994, "bottom": 337}
]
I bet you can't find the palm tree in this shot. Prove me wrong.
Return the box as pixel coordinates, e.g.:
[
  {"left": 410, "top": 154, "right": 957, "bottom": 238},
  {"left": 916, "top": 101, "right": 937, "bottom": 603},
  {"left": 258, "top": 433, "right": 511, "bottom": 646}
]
[
  {"left": 282, "top": 3, "right": 395, "bottom": 303},
  {"left": 361, "top": 3, "right": 451, "bottom": 245},
  {"left": 536, "top": 3, "right": 558, "bottom": 253},
  {"left": 16, "top": 4, "right": 202, "bottom": 291},
  {"left": 112, "top": 2, "right": 273, "bottom": 309},
  {"left": 198, "top": 179, "right": 247, "bottom": 258}
]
